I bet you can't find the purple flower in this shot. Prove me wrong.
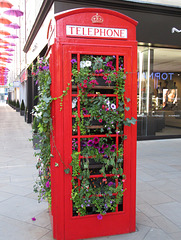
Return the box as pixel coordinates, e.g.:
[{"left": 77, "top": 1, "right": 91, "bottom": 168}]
[
  {"left": 105, "top": 204, "right": 108, "bottom": 208},
  {"left": 102, "top": 143, "right": 108, "bottom": 149},
  {"left": 81, "top": 204, "right": 84, "bottom": 208},
  {"left": 93, "top": 137, "right": 99, "bottom": 144},
  {"left": 71, "top": 59, "right": 77, "bottom": 64},
  {"left": 110, "top": 145, "right": 116, "bottom": 152},
  {"left": 103, "top": 154, "right": 108, "bottom": 159},
  {"left": 108, "top": 182, "right": 114, "bottom": 186},
  {"left": 82, "top": 108, "right": 88, "bottom": 115},
  {"left": 97, "top": 214, "right": 103, "bottom": 220},
  {"left": 42, "top": 65, "right": 49, "bottom": 71},
  {"left": 32, "top": 217, "right": 36, "bottom": 221},
  {"left": 81, "top": 141, "right": 87, "bottom": 147},
  {"left": 99, "top": 69, "right": 104, "bottom": 73},
  {"left": 46, "top": 181, "right": 50, "bottom": 188},
  {"left": 87, "top": 140, "right": 94, "bottom": 147},
  {"left": 98, "top": 147, "right": 104, "bottom": 154}
]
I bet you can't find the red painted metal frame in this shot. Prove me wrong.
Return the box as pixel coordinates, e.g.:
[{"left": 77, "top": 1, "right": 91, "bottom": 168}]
[{"left": 50, "top": 8, "right": 137, "bottom": 240}]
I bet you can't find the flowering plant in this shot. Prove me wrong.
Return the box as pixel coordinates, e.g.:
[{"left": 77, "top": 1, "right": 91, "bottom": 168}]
[
  {"left": 70, "top": 54, "right": 136, "bottom": 217},
  {"left": 31, "top": 57, "right": 52, "bottom": 207}
]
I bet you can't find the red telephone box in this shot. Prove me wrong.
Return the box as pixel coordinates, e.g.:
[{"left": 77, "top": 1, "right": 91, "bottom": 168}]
[{"left": 49, "top": 8, "right": 137, "bottom": 240}]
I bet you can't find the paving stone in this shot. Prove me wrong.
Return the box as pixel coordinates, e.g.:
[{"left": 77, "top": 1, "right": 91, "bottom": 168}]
[
  {"left": 137, "top": 203, "right": 161, "bottom": 217},
  {"left": 153, "top": 202, "right": 181, "bottom": 227},
  {"left": 0, "top": 214, "right": 50, "bottom": 240},
  {"left": 169, "top": 231, "right": 181, "bottom": 240},
  {"left": 143, "top": 228, "right": 173, "bottom": 240},
  {"left": 137, "top": 190, "right": 174, "bottom": 205},
  {"left": 151, "top": 215, "right": 181, "bottom": 233}
]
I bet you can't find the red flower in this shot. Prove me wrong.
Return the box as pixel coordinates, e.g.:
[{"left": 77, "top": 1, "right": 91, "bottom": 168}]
[
  {"left": 83, "top": 79, "right": 87, "bottom": 83},
  {"left": 99, "top": 119, "right": 102, "bottom": 123},
  {"left": 83, "top": 84, "right": 87, "bottom": 88}
]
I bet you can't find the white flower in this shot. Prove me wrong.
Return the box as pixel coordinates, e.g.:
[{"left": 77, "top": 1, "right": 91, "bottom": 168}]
[
  {"left": 80, "top": 61, "right": 86, "bottom": 68},
  {"left": 111, "top": 103, "right": 116, "bottom": 110},
  {"left": 72, "top": 98, "right": 77, "bottom": 108},
  {"left": 86, "top": 61, "right": 91, "bottom": 67},
  {"left": 105, "top": 99, "right": 110, "bottom": 107}
]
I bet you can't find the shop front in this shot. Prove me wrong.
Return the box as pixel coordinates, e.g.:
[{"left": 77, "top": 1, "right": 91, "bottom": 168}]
[{"left": 137, "top": 47, "right": 181, "bottom": 139}]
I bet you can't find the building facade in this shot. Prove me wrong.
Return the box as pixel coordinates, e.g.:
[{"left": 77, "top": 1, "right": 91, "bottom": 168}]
[{"left": 14, "top": 0, "right": 181, "bottom": 139}]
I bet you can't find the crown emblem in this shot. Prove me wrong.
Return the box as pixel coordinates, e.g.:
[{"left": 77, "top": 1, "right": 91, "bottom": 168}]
[{"left": 91, "top": 13, "right": 104, "bottom": 24}]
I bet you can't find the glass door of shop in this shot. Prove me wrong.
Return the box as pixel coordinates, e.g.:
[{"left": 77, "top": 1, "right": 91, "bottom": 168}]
[
  {"left": 137, "top": 48, "right": 154, "bottom": 137},
  {"left": 137, "top": 46, "right": 181, "bottom": 139}
]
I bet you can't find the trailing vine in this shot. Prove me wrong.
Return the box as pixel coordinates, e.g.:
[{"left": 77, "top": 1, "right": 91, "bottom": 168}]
[
  {"left": 32, "top": 55, "right": 136, "bottom": 218},
  {"left": 32, "top": 57, "right": 52, "bottom": 206}
]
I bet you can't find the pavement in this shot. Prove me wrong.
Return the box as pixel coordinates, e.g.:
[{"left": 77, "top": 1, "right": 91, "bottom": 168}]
[{"left": 0, "top": 103, "right": 181, "bottom": 240}]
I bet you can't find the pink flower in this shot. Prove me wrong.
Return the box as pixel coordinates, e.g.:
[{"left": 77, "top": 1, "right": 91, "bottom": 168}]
[
  {"left": 32, "top": 217, "right": 36, "bottom": 221},
  {"left": 46, "top": 181, "right": 50, "bottom": 188},
  {"left": 83, "top": 84, "right": 87, "bottom": 88},
  {"left": 99, "top": 119, "right": 102, "bottom": 123},
  {"left": 83, "top": 79, "right": 87, "bottom": 83},
  {"left": 97, "top": 214, "right": 103, "bottom": 220},
  {"left": 103, "top": 76, "right": 107, "bottom": 80}
]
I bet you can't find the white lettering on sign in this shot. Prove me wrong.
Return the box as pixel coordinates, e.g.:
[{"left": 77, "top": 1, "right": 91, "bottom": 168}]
[
  {"left": 66, "top": 25, "right": 127, "bottom": 39},
  {"left": 172, "top": 27, "right": 181, "bottom": 33}
]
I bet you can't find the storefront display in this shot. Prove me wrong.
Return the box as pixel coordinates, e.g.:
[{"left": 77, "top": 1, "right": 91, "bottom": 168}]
[{"left": 137, "top": 47, "right": 181, "bottom": 138}]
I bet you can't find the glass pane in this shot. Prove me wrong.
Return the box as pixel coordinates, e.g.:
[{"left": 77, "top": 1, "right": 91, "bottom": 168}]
[{"left": 137, "top": 47, "right": 181, "bottom": 138}]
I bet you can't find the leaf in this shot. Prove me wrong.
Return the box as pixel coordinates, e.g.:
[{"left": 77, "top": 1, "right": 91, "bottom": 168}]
[
  {"left": 117, "top": 158, "right": 123, "bottom": 163},
  {"left": 64, "top": 168, "right": 70, "bottom": 174},
  {"left": 126, "top": 98, "right": 131, "bottom": 102},
  {"left": 125, "top": 106, "right": 130, "bottom": 111}
]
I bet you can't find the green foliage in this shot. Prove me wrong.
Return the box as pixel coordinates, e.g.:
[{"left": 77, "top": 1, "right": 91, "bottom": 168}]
[
  {"left": 16, "top": 100, "right": 20, "bottom": 108},
  {"left": 32, "top": 57, "right": 52, "bottom": 207},
  {"left": 20, "top": 100, "right": 25, "bottom": 110},
  {"left": 70, "top": 55, "right": 136, "bottom": 216},
  {"left": 32, "top": 54, "right": 136, "bottom": 217}
]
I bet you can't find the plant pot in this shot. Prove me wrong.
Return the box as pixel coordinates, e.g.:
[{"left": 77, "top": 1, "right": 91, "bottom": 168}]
[{"left": 20, "top": 110, "right": 25, "bottom": 116}]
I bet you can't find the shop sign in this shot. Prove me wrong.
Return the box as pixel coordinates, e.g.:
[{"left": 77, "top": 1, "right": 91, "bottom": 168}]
[
  {"left": 138, "top": 72, "right": 174, "bottom": 81},
  {"left": 13, "top": 81, "right": 20, "bottom": 88},
  {"left": 8, "top": 87, "right": 14, "bottom": 92},
  {"left": 9, "top": 82, "right": 14, "bottom": 87},
  {"left": 20, "top": 70, "right": 27, "bottom": 83},
  {"left": 66, "top": 25, "right": 127, "bottom": 39},
  {"left": 172, "top": 27, "right": 181, "bottom": 33}
]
